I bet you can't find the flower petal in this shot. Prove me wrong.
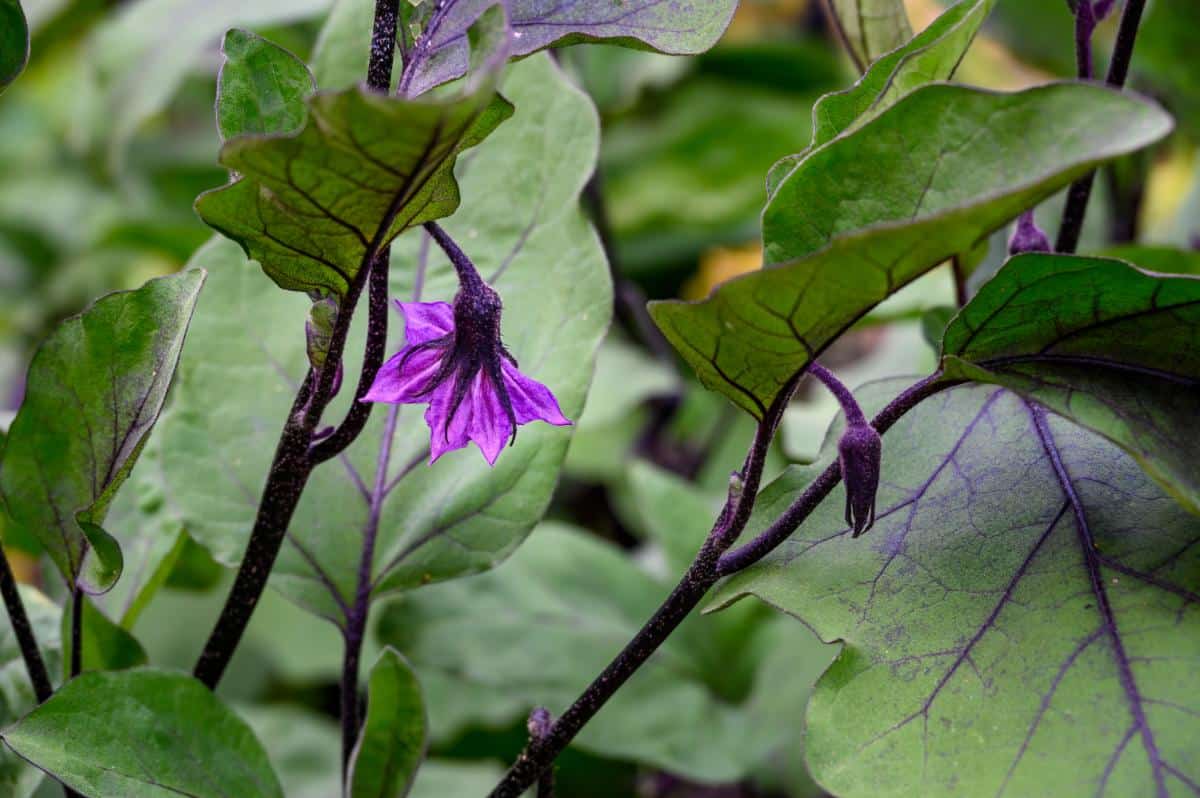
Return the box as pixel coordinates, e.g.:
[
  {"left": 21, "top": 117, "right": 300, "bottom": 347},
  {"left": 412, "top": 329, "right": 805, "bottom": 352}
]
[
  {"left": 362, "top": 345, "right": 445, "bottom": 404},
  {"left": 501, "top": 361, "right": 571, "bottom": 427},
  {"left": 426, "top": 370, "right": 513, "bottom": 465},
  {"left": 395, "top": 301, "right": 453, "bottom": 345}
]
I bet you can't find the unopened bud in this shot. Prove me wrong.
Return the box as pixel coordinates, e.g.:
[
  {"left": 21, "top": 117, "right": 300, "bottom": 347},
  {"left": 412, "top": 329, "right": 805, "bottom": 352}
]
[
  {"left": 838, "top": 421, "right": 882, "bottom": 537},
  {"left": 1008, "top": 211, "right": 1051, "bottom": 256}
]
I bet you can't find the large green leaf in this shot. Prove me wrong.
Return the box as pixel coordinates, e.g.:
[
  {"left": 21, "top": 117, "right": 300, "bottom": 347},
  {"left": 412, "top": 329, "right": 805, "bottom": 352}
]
[
  {"left": 88, "top": 0, "right": 331, "bottom": 165},
  {"left": 0, "top": 0, "right": 28, "bottom": 93},
  {"left": 196, "top": 80, "right": 512, "bottom": 298},
  {"left": 349, "top": 648, "right": 427, "bottom": 798},
  {"left": 159, "top": 55, "right": 610, "bottom": 623},
  {"left": 651, "top": 84, "right": 1172, "bottom": 418},
  {"left": 216, "top": 28, "right": 314, "bottom": 141},
  {"left": 826, "top": 0, "right": 912, "bottom": 72},
  {"left": 60, "top": 596, "right": 148, "bottom": 676},
  {"left": 714, "top": 383, "right": 1200, "bottom": 797},
  {"left": 0, "top": 586, "right": 59, "bottom": 798},
  {"left": 379, "top": 521, "right": 831, "bottom": 782},
  {"left": 0, "top": 270, "right": 204, "bottom": 592},
  {"left": 941, "top": 254, "right": 1200, "bottom": 514},
  {"left": 3, "top": 669, "right": 284, "bottom": 797}
]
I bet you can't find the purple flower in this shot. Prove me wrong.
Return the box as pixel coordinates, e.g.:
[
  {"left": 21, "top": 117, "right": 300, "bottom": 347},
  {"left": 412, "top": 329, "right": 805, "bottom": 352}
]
[{"left": 362, "top": 284, "right": 570, "bottom": 465}]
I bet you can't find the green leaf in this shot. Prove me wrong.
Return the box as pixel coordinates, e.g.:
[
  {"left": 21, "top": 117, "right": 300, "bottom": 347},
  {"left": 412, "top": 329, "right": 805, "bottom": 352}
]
[
  {"left": 0, "top": 270, "right": 205, "bottom": 591},
  {"left": 159, "top": 55, "right": 610, "bottom": 622},
  {"left": 1099, "top": 244, "right": 1200, "bottom": 276},
  {"left": 941, "top": 253, "right": 1200, "bottom": 514},
  {"left": 827, "top": 0, "right": 912, "bottom": 73},
  {"left": 812, "top": 0, "right": 996, "bottom": 150},
  {"left": 3, "top": 668, "right": 284, "bottom": 797},
  {"left": 0, "top": 586, "right": 60, "bottom": 798},
  {"left": 242, "top": 706, "right": 342, "bottom": 798},
  {"left": 651, "top": 83, "right": 1173, "bottom": 418},
  {"left": 87, "top": 0, "right": 331, "bottom": 166},
  {"left": 217, "top": 29, "right": 315, "bottom": 141},
  {"left": 713, "top": 383, "right": 1200, "bottom": 797},
  {"left": 379, "top": 521, "right": 833, "bottom": 782},
  {"left": 349, "top": 648, "right": 428, "bottom": 798},
  {"left": 60, "top": 596, "right": 148, "bottom": 676},
  {"left": 312, "top": 0, "right": 377, "bottom": 91},
  {"left": 0, "top": 0, "right": 29, "bottom": 93},
  {"left": 196, "top": 83, "right": 512, "bottom": 298}
]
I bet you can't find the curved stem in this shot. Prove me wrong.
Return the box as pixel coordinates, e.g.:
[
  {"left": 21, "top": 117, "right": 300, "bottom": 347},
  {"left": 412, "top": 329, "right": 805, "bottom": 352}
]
[
  {"left": 1056, "top": 0, "right": 1149, "bottom": 254},
  {"left": 310, "top": 250, "right": 392, "bottom": 465},
  {"left": 808, "top": 363, "right": 867, "bottom": 426},
  {"left": 0, "top": 548, "right": 52, "bottom": 702},
  {"left": 487, "top": 372, "right": 955, "bottom": 797},
  {"left": 423, "top": 221, "right": 485, "bottom": 290}
]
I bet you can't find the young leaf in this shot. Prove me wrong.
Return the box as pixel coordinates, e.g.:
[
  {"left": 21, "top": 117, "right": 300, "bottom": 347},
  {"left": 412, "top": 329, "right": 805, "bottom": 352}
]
[
  {"left": 0, "top": 270, "right": 205, "bottom": 592},
  {"left": 196, "top": 83, "right": 512, "bottom": 298},
  {"left": 0, "top": 586, "right": 60, "bottom": 798},
  {"left": 0, "top": 0, "right": 29, "bottom": 93},
  {"left": 826, "top": 0, "right": 913, "bottom": 73},
  {"left": 348, "top": 648, "right": 428, "bottom": 798},
  {"left": 2, "top": 668, "right": 284, "bottom": 797},
  {"left": 158, "top": 55, "right": 610, "bottom": 622},
  {"left": 941, "top": 253, "right": 1200, "bottom": 514},
  {"left": 713, "top": 384, "right": 1200, "bottom": 797},
  {"left": 651, "top": 84, "right": 1172, "bottom": 418},
  {"left": 378, "top": 522, "right": 833, "bottom": 782},
  {"left": 216, "top": 28, "right": 315, "bottom": 141},
  {"left": 769, "top": 0, "right": 997, "bottom": 193}
]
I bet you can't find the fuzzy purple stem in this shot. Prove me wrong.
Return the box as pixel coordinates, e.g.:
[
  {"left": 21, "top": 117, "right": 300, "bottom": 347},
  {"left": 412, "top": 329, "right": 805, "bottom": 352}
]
[
  {"left": 487, "top": 372, "right": 955, "bottom": 796},
  {"left": 808, "top": 363, "right": 867, "bottom": 425},
  {"left": 423, "top": 221, "right": 486, "bottom": 290},
  {"left": 191, "top": 0, "right": 400, "bottom": 691},
  {"left": 1056, "top": 0, "right": 1148, "bottom": 254}
]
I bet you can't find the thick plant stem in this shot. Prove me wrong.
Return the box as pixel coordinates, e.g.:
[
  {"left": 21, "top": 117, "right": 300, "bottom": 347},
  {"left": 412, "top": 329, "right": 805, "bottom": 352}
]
[
  {"left": 424, "top": 221, "right": 486, "bottom": 290},
  {"left": 487, "top": 372, "right": 955, "bottom": 797},
  {"left": 68, "top": 586, "right": 82, "bottom": 678},
  {"left": 0, "top": 548, "right": 52, "bottom": 702},
  {"left": 191, "top": 0, "right": 399, "bottom": 692},
  {"left": 1056, "top": 0, "right": 1148, "bottom": 254},
  {"left": 809, "top": 363, "right": 867, "bottom": 425}
]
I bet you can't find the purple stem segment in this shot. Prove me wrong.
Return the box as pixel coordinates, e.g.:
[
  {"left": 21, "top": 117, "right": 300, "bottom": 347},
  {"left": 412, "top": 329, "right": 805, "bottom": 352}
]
[
  {"left": 1056, "top": 0, "right": 1148, "bottom": 254},
  {"left": 488, "top": 371, "right": 954, "bottom": 796},
  {"left": 0, "top": 548, "right": 52, "bottom": 702},
  {"left": 191, "top": 0, "right": 401, "bottom": 691},
  {"left": 809, "top": 362, "right": 867, "bottom": 425}
]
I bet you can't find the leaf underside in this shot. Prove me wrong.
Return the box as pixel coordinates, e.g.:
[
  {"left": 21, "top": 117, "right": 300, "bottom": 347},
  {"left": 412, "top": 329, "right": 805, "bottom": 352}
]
[{"left": 715, "top": 383, "right": 1200, "bottom": 797}]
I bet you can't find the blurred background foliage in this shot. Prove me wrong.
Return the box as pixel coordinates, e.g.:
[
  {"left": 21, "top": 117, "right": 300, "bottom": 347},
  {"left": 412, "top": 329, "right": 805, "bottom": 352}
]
[{"left": 0, "top": 0, "right": 1197, "bottom": 795}]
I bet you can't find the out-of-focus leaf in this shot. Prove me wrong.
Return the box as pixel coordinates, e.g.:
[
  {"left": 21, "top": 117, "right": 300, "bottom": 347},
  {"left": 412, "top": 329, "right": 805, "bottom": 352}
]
[
  {"left": 216, "top": 29, "right": 314, "bottom": 141},
  {"left": 0, "top": 0, "right": 29, "bottom": 93},
  {"left": 349, "top": 648, "right": 427, "bottom": 798},
  {"left": 1100, "top": 245, "right": 1200, "bottom": 276},
  {"left": 1136, "top": 0, "right": 1200, "bottom": 135},
  {"left": 714, "top": 383, "right": 1200, "bottom": 797},
  {"left": 827, "top": 0, "right": 912, "bottom": 72},
  {"left": 0, "top": 586, "right": 59, "bottom": 798},
  {"left": 651, "top": 84, "right": 1172, "bottom": 418},
  {"left": 88, "top": 0, "right": 331, "bottom": 165},
  {"left": 60, "top": 597, "right": 148, "bottom": 675},
  {"left": 311, "top": 0, "right": 376, "bottom": 91},
  {"left": 160, "top": 55, "right": 609, "bottom": 623},
  {"left": 242, "top": 706, "right": 342, "bottom": 798},
  {"left": 0, "top": 271, "right": 205, "bottom": 592},
  {"left": 3, "top": 669, "right": 284, "bottom": 797},
  {"left": 942, "top": 253, "right": 1200, "bottom": 513},
  {"left": 379, "top": 522, "right": 833, "bottom": 782},
  {"left": 197, "top": 81, "right": 511, "bottom": 298}
]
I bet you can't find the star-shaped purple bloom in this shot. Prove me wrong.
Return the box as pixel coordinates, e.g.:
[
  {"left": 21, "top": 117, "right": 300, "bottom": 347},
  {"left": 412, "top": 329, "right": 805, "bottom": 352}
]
[{"left": 362, "top": 293, "right": 570, "bottom": 465}]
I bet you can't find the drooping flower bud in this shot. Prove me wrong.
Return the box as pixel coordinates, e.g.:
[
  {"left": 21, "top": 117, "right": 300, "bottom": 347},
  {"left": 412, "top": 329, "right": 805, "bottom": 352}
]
[
  {"left": 306, "top": 296, "right": 343, "bottom": 396},
  {"left": 838, "top": 420, "right": 882, "bottom": 537},
  {"left": 1008, "top": 211, "right": 1051, "bottom": 256}
]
